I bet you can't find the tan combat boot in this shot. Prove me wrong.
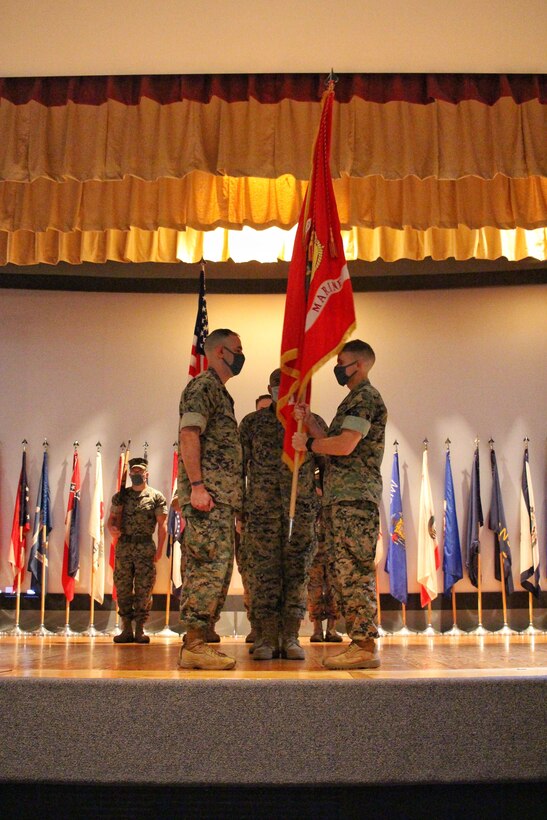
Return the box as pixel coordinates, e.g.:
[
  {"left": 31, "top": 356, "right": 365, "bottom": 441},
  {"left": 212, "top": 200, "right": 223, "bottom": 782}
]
[
  {"left": 206, "top": 622, "right": 221, "bottom": 643},
  {"left": 113, "top": 617, "right": 134, "bottom": 644},
  {"left": 281, "top": 617, "right": 305, "bottom": 660},
  {"left": 253, "top": 617, "right": 280, "bottom": 660},
  {"left": 178, "top": 638, "right": 236, "bottom": 670},
  {"left": 323, "top": 638, "right": 380, "bottom": 670},
  {"left": 134, "top": 618, "right": 150, "bottom": 644}
]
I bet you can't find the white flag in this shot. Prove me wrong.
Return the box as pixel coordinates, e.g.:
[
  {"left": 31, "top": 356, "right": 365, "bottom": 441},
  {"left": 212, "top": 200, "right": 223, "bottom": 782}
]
[
  {"left": 417, "top": 448, "right": 440, "bottom": 607},
  {"left": 89, "top": 450, "right": 105, "bottom": 604}
]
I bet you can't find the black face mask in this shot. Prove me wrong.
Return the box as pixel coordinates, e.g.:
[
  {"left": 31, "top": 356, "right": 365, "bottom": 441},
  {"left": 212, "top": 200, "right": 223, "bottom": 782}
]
[
  {"left": 334, "top": 360, "right": 358, "bottom": 386},
  {"left": 223, "top": 346, "right": 245, "bottom": 376},
  {"left": 130, "top": 473, "right": 145, "bottom": 486}
]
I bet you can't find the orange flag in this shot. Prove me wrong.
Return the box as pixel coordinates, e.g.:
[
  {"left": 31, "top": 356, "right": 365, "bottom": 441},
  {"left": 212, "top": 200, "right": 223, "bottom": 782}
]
[{"left": 277, "top": 82, "right": 356, "bottom": 468}]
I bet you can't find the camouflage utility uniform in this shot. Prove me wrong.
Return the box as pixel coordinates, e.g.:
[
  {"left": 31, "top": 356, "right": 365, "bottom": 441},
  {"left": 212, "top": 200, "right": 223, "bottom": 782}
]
[
  {"left": 240, "top": 405, "right": 326, "bottom": 635},
  {"left": 178, "top": 368, "right": 243, "bottom": 634},
  {"left": 307, "top": 512, "right": 340, "bottom": 623},
  {"left": 322, "top": 379, "right": 387, "bottom": 641},
  {"left": 112, "top": 486, "right": 168, "bottom": 622}
]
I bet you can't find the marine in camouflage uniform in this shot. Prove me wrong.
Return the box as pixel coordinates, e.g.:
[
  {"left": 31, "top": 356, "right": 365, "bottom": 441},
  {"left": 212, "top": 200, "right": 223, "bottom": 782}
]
[
  {"left": 109, "top": 458, "right": 167, "bottom": 644},
  {"left": 293, "top": 340, "right": 387, "bottom": 669},
  {"left": 240, "top": 368, "right": 326, "bottom": 660},
  {"left": 177, "top": 329, "right": 244, "bottom": 670},
  {"left": 307, "top": 510, "right": 342, "bottom": 640}
]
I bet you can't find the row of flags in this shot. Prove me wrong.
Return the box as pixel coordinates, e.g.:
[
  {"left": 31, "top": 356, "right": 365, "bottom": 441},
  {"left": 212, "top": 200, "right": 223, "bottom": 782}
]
[{"left": 383, "top": 444, "right": 541, "bottom": 606}]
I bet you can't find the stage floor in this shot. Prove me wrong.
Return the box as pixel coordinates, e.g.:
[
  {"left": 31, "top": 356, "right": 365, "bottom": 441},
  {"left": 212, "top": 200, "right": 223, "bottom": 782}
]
[{"left": 1, "top": 633, "right": 545, "bottom": 681}]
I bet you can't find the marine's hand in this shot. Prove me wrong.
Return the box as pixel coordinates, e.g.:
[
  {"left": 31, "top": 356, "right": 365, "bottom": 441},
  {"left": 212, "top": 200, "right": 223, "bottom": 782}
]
[
  {"left": 292, "top": 431, "right": 308, "bottom": 452},
  {"left": 191, "top": 484, "right": 215, "bottom": 512},
  {"left": 293, "top": 402, "right": 311, "bottom": 424},
  {"left": 170, "top": 495, "right": 181, "bottom": 513},
  {"left": 108, "top": 523, "right": 121, "bottom": 537}
]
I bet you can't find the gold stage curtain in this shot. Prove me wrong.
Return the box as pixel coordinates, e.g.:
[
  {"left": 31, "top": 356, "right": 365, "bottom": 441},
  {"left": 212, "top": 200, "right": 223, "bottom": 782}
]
[
  {"left": 0, "top": 73, "right": 545, "bottom": 265},
  {"left": 1, "top": 174, "right": 546, "bottom": 233},
  {"left": 0, "top": 96, "right": 544, "bottom": 183},
  {"left": 1, "top": 225, "right": 545, "bottom": 266}
]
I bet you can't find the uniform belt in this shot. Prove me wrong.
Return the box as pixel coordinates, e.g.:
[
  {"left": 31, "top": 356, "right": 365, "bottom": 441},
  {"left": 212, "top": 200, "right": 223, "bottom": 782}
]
[{"left": 119, "top": 534, "right": 154, "bottom": 543}]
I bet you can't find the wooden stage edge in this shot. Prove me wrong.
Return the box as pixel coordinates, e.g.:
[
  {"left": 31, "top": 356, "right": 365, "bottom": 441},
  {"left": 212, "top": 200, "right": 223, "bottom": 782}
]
[{"left": 1, "top": 633, "right": 546, "bottom": 682}]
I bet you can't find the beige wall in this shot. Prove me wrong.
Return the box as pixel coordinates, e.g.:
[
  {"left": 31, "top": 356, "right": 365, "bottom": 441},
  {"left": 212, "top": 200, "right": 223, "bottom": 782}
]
[
  {"left": 3, "top": 0, "right": 546, "bottom": 76},
  {"left": 0, "top": 284, "right": 545, "bottom": 598}
]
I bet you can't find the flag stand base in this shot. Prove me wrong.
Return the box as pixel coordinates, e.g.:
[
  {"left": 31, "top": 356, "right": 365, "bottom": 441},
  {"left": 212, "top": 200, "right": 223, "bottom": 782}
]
[
  {"left": 155, "top": 626, "right": 179, "bottom": 637},
  {"left": 57, "top": 624, "right": 79, "bottom": 637},
  {"left": 391, "top": 625, "right": 415, "bottom": 637},
  {"left": 31, "top": 624, "right": 54, "bottom": 637},
  {"left": 444, "top": 624, "right": 467, "bottom": 636},
  {"left": 377, "top": 625, "right": 392, "bottom": 637},
  {"left": 469, "top": 624, "right": 490, "bottom": 636},
  {"left": 81, "top": 624, "right": 104, "bottom": 637},
  {"left": 420, "top": 625, "right": 440, "bottom": 636},
  {"left": 105, "top": 625, "right": 121, "bottom": 636},
  {"left": 494, "top": 623, "right": 517, "bottom": 636},
  {"left": 1, "top": 625, "right": 29, "bottom": 637},
  {"left": 520, "top": 623, "right": 545, "bottom": 635}
]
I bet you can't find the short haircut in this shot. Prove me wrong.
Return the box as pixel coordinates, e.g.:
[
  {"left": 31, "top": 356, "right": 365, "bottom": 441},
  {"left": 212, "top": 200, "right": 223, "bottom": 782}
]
[
  {"left": 341, "top": 340, "right": 376, "bottom": 365},
  {"left": 255, "top": 394, "right": 271, "bottom": 408},
  {"left": 269, "top": 368, "right": 281, "bottom": 386},
  {"left": 204, "top": 328, "right": 238, "bottom": 355}
]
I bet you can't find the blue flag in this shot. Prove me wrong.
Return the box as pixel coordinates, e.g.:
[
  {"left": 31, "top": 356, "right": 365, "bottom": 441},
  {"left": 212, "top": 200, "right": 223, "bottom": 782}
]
[
  {"left": 489, "top": 448, "right": 514, "bottom": 595},
  {"left": 385, "top": 452, "right": 408, "bottom": 604},
  {"left": 443, "top": 450, "right": 462, "bottom": 597},
  {"left": 28, "top": 450, "right": 53, "bottom": 594},
  {"left": 465, "top": 446, "right": 483, "bottom": 588}
]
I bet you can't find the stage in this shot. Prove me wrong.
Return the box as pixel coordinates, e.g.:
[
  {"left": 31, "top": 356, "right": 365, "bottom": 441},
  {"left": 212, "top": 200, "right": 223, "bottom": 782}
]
[{"left": 0, "top": 633, "right": 546, "bottom": 794}]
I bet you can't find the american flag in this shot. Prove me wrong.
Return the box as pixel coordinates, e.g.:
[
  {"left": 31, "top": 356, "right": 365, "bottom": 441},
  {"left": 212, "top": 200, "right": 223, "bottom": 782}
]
[
  {"left": 8, "top": 448, "right": 31, "bottom": 591},
  {"left": 188, "top": 263, "right": 209, "bottom": 379}
]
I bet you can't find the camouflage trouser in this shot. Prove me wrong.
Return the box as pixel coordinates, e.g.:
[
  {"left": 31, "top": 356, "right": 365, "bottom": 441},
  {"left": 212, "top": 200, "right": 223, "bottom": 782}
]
[
  {"left": 179, "top": 536, "right": 234, "bottom": 626},
  {"left": 323, "top": 501, "right": 379, "bottom": 640},
  {"left": 244, "top": 506, "right": 316, "bottom": 623},
  {"left": 307, "top": 528, "right": 340, "bottom": 621},
  {"left": 179, "top": 504, "right": 235, "bottom": 633},
  {"left": 114, "top": 537, "right": 156, "bottom": 621}
]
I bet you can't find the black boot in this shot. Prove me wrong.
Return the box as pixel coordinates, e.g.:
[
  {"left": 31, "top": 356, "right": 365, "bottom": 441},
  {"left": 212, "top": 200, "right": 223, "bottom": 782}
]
[
  {"left": 113, "top": 617, "right": 134, "bottom": 643},
  {"left": 134, "top": 619, "right": 150, "bottom": 644}
]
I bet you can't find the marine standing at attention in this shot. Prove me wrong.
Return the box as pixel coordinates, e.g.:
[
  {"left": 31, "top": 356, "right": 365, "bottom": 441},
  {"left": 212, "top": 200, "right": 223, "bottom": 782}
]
[
  {"left": 177, "top": 328, "right": 244, "bottom": 671},
  {"left": 107, "top": 458, "right": 167, "bottom": 644}
]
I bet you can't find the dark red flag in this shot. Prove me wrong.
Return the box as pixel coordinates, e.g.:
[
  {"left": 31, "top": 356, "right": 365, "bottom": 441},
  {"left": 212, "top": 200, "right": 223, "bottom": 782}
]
[{"left": 277, "top": 84, "right": 355, "bottom": 468}]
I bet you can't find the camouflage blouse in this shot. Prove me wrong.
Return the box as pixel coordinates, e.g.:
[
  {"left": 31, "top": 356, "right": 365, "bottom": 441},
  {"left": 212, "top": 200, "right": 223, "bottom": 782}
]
[
  {"left": 111, "top": 486, "right": 168, "bottom": 538},
  {"left": 322, "top": 379, "right": 387, "bottom": 507},
  {"left": 178, "top": 368, "right": 243, "bottom": 512},
  {"left": 239, "top": 405, "right": 326, "bottom": 516}
]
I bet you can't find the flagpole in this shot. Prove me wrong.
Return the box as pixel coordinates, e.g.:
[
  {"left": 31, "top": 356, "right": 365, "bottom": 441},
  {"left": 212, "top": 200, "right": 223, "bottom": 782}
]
[
  {"left": 4, "top": 440, "right": 30, "bottom": 636},
  {"left": 58, "top": 442, "right": 80, "bottom": 636},
  {"left": 375, "top": 568, "right": 391, "bottom": 637},
  {"left": 157, "top": 443, "right": 180, "bottom": 637},
  {"left": 288, "top": 422, "right": 304, "bottom": 540},
  {"left": 33, "top": 440, "right": 54, "bottom": 637},
  {"left": 394, "top": 602, "right": 415, "bottom": 637},
  {"left": 469, "top": 437, "right": 489, "bottom": 636},
  {"left": 83, "top": 443, "right": 105, "bottom": 637},
  {"left": 442, "top": 439, "right": 466, "bottom": 636}
]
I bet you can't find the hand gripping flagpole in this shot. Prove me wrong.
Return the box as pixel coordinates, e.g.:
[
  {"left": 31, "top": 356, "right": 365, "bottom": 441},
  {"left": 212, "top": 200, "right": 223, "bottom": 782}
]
[
  {"left": 3, "top": 440, "right": 30, "bottom": 636},
  {"left": 33, "top": 439, "right": 54, "bottom": 636},
  {"left": 490, "top": 439, "right": 517, "bottom": 636},
  {"left": 443, "top": 439, "right": 467, "bottom": 636},
  {"left": 83, "top": 442, "right": 105, "bottom": 637},
  {"left": 469, "top": 437, "right": 489, "bottom": 636},
  {"left": 157, "top": 443, "right": 180, "bottom": 637}
]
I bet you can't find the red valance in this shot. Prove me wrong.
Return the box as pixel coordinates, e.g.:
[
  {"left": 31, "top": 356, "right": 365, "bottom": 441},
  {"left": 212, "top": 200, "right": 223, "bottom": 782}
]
[{"left": 0, "top": 72, "right": 544, "bottom": 108}]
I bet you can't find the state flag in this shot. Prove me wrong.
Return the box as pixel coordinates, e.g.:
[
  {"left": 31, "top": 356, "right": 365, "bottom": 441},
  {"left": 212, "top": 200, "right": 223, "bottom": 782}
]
[
  {"left": 417, "top": 448, "right": 440, "bottom": 607},
  {"left": 385, "top": 451, "right": 408, "bottom": 604},
  {"left": 443, "top": 450, "right": 463, "bottom": 597}
]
